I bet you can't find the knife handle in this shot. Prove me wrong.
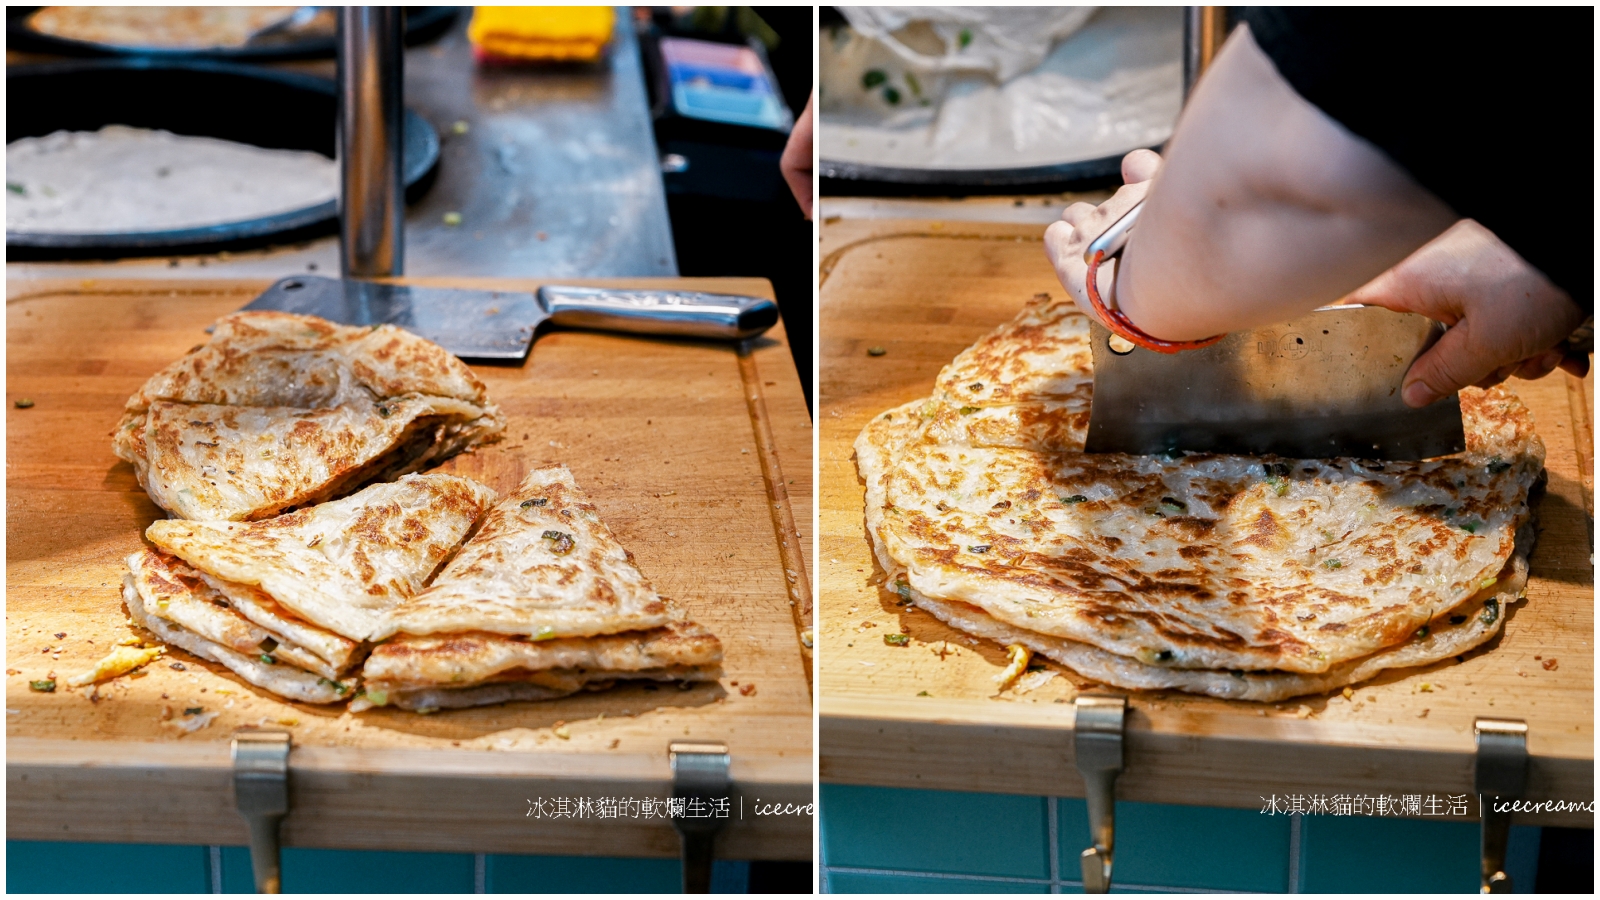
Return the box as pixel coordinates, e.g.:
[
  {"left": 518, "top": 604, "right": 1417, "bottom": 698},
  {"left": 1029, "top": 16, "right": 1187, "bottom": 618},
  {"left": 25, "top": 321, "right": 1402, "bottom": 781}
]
[
  {"left": 536, "top": 286, "right": 779, "bottom": 341},
  {"left": 1084, "top": 201, "right": 1142, "bottom": 265}
]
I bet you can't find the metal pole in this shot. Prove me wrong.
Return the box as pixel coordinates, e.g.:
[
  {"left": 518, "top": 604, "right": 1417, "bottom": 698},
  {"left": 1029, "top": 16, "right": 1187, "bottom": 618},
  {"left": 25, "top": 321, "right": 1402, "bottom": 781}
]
[
  {"left": 1182, "top": 6, "right": 1230, "bottom": 99},
  {"left": 338, "top": 6, "right": 404, "bottom": 277}
]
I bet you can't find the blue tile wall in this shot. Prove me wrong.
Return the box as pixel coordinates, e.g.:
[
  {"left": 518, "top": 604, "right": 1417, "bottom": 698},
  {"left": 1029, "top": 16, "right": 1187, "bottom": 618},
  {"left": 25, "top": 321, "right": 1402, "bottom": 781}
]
[
  {"left": 280, "top": 848, "right": 476, "bottom": 893},
  {"left": 828, "top": 871, "right": 1049, "bottom": 893},
  {"left": 820, "top": 785, "right": 1551, "bottom": 894},
  {"left": 1057, "top": 798, "right": 1292, "bottom": 892},
  {"left": 1297, "top": 814, "right": 1479, "bottom": 892},
  {"left": 6, "top": 841, "right": 212, "bottom": 893},
  {"left": 820, "top": 783, "right": 1050, "bottom": 879},
  {"left": 10, "top": 841, "right": 753, "bottom": 893}
]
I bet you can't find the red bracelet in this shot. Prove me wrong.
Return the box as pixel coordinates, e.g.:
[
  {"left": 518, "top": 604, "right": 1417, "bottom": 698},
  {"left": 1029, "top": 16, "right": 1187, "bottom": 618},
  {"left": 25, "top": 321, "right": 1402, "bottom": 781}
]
[{"left": 1084, "top": 249, "right": 1225, "bottom": 354}]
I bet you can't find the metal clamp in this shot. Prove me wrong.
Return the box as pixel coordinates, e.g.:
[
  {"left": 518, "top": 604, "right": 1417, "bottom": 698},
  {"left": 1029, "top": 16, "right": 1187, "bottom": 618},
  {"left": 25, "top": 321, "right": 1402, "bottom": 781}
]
[
  {"left": 1474, "top": 718, "right": 1529, "bottom": 894},
  {"left": 669, "top": 741, "right": 731, "bottom": 894},
  {"left": 232, "top": 730, "right": 291, "bottom": 894},
  {"left": 1074, "top": 694, "right": 1128, "bottom": 893}
]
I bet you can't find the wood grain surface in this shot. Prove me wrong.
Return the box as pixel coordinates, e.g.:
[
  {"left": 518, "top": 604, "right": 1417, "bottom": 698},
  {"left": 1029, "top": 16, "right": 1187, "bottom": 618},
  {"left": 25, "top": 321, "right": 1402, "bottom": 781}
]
[
  {"left": 817, "top": 219, "right": 1593, "bottom": 828},
  {"left": 6, "top": 276, "right": 814, "bottom": 857}
]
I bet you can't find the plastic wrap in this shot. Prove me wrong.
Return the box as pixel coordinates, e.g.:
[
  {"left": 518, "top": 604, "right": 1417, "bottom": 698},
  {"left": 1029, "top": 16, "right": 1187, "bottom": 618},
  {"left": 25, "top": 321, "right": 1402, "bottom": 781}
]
[{"left": 820, "top": 6, "right": 1182, "bottom": 171}]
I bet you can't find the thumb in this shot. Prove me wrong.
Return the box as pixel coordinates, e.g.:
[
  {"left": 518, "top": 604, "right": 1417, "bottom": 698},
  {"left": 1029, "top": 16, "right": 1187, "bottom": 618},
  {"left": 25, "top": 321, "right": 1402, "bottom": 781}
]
[{"left": 1400, "top": 319, "right": 1497, "bottom": 408}]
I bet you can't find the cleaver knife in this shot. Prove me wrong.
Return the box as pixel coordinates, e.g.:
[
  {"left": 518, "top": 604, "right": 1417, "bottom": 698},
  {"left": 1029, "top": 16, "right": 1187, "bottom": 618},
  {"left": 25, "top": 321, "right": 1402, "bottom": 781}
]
[
  {"left": 1084, "top": 306, "right": 1466, "bottom": 460},
  {"left": 241, "top": 275, "right": 779, "bottom": 360}
]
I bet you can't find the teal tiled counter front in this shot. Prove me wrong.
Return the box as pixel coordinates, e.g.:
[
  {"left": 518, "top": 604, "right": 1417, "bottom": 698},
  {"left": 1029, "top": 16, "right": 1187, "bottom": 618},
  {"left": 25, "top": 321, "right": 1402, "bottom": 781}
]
[
  {"left": 820, "top": 785, "right": 1551, "bottom": 893},
  {"left": 6, "top": 842, "right": 769, "bottom": 893}
]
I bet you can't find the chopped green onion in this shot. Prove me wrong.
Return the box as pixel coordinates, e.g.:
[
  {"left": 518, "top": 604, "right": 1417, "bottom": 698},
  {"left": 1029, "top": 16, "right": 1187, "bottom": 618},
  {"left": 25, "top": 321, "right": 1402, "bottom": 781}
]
[
  {"left": 29, "top": 679, "right": 55, "bottom": 692},
  {"left": 541, "top": 530, "right": 575, "bottom": 555},
  {"left": 862, "top": 69, "right": 887, "bottom": 89},
  {"left": 883, "top": 633, "right": 910, "bottom": 647}
]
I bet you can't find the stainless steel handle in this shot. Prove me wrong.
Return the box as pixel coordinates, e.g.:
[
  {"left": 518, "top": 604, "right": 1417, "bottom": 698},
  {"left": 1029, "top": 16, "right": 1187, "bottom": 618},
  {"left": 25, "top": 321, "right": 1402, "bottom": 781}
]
[
  {"left": 233, "top": 731, "right": 292, "bottom": 894},
  {"left": 1475, "top": 718, "right": 1529, "bottom": 894},
  {"left": 1084, "top": 202, "right": 1142, "bottom": 266},
  {"left": 537, "top": 287, "right": 779, "bottom": 341},
  {"left": 670, "top": 741, "right": 732, "bottom": 893},
  {"left": 1074, "top": 694, "right": 1127, "bottom": 894},
  {"left": 338, "top": 6, "right": 405, "bottom": 277}
]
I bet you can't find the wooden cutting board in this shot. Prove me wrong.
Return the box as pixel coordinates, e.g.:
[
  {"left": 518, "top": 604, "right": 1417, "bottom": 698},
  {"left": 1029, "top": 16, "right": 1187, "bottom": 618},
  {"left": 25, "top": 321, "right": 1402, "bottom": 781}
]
[
  {"left": 6, "top": 276, "right": 814, "bottom": 858},
  {"left": 817, "top": 218, "right": 1593, "bottom": 828}
]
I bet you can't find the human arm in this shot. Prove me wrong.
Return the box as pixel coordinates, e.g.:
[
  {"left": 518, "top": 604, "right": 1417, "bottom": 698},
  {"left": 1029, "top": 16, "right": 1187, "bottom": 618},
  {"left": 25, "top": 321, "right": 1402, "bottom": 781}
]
[
  {"left": 780, "top": 91, "right": 814, "bottom": 219},
  {"left": 1044, "top": 24, "right": 1456, "bottom": 343},
  {"left": 1044, "top": 23, "right": 1587, "bottom": 407}
]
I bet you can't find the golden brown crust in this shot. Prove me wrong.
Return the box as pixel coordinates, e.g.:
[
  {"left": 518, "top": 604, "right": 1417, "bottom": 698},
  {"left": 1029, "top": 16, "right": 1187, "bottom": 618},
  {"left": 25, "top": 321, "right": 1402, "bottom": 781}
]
[
  {"left": 859, "top": 299, "right": 1545, "bottom": 678},
  {"left": 375, "top": 465, "right": 676, "bottom": 640},
  {"left": 362, "top": 620, "right": 724, "bottom": 691},
  {"left": 146, "top": 473, "right": 498, "bottom": 641},
  {"left": 114, "top": 312, "right": 503, "bottom": 521}
]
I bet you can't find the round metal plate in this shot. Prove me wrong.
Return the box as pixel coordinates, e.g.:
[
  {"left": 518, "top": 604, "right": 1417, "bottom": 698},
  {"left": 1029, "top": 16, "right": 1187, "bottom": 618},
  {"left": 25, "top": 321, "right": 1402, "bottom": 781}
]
[
  {"left": 7, "top": 60, "right": 440, "bottom": 258},
  {"left": 5, "top": 6, "right": 457, "bottom": 63}
]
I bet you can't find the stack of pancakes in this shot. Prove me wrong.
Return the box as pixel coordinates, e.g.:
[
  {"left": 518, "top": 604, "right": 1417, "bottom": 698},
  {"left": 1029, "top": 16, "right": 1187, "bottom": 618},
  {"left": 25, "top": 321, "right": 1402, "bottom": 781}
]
[
  {"left": 113, "top": 311, "right": 503, "bottom": 522},
  {"left": 855, "top": 295, "right": 1544, "bottom": 702},
  {"left": 115, "top": 312, "right": 721, "bottom": 711},
  {"left": 123, "top": 474, "right": 497, "bottom": 704},
  {"left": 355, "top": 466, "right": 724, "bottom": 712}
]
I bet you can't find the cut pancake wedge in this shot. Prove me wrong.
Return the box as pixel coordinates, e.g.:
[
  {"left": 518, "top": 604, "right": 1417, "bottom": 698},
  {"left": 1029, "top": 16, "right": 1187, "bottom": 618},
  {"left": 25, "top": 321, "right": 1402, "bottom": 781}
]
[
  {"left": 113, "top": 311, "right": 503, "bottom": 521},
  {"left": 124, "top": 575, "right": 351, "bottom": 705},
  {"left": 356, "top": 622, "right": 724, "bottom": 711},
  {"left": 359, "top": 465, "right": 723, "bottom": 711},
  {"left": 376, "top": 465, "right": 673, "bottom": 641},
  {"left": 146, "top": 473, "right": 498, "bottom": 642}
]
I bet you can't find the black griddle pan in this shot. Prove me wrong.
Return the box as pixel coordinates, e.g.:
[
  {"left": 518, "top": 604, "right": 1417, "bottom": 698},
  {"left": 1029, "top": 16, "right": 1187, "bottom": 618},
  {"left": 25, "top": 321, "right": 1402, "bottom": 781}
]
[{"left": 7, "top": 60, "right": 439, "bottom": 259}]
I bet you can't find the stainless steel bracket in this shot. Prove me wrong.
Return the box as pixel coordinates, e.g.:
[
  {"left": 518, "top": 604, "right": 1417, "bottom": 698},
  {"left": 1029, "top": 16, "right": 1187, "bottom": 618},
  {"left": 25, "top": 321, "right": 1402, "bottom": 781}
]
[
  {"left": 1074, "top": 694, "right": 1128, "bottom": 893},
  {"left": 1474, "top": 718, "right": 1529, "bottom": 893},
  {"left": 669, "top": 741, "right": 731, "bottom": 894},
  {"left": 232, "top": 730, "right": 291, "bottom": 894}
]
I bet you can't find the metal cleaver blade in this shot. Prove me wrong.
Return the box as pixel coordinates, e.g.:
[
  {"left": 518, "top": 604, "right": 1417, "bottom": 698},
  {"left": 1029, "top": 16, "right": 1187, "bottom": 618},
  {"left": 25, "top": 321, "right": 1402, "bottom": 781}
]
[
  {"left": 1083, "top": 305, "right": 1466, "bottom": 460},
  {"left": 241, "top": 276, "right": 779, "bottom": 361}
]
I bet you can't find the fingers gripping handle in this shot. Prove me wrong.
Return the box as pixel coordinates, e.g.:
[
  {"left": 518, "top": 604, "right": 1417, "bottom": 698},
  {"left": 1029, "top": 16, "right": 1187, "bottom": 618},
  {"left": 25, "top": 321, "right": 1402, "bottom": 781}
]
[
  {"left": 1081, "top": 201, "right": 1225, "bottom": 354},
  {"left": 538, "top": 286, "right": 779, "bottom": 341},
  {"left": 1084, "top": 202, "right": 1144, "bottom": 266}
]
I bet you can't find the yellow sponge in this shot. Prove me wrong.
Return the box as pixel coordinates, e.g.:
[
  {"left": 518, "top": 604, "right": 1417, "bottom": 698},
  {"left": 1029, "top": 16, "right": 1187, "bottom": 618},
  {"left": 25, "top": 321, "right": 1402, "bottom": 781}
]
[{"left": 468, "top": 6, "right": 614, "bottom": 63}]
